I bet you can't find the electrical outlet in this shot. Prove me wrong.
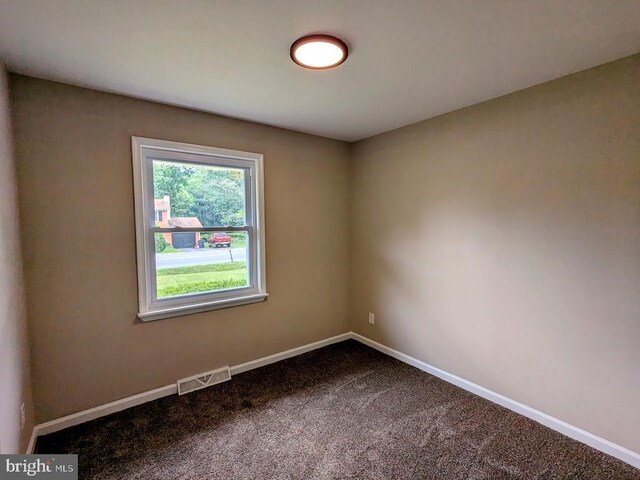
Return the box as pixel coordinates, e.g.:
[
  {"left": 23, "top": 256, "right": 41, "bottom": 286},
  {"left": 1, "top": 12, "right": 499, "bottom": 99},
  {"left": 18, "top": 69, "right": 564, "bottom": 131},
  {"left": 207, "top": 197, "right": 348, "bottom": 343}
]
[
  {"left": 20, "top": 403, "right": 25, "bottom": 430},
  {"left": 368, "top": 312, "right": 375, "bottom": 325}
]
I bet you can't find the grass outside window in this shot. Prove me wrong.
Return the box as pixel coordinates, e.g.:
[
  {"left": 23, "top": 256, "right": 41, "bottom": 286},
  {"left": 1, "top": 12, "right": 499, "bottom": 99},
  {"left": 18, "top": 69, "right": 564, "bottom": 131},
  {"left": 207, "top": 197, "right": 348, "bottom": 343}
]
[{"left": 156, "top": 262, "right": 247, "bottom": 297}]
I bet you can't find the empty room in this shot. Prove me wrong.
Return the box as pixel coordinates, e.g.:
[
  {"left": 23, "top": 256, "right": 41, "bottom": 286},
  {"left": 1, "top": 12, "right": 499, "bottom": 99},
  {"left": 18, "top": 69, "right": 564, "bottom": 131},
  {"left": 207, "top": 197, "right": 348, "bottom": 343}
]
[{"left": 0, "top": 1, "right": 639, "bottom": 478}]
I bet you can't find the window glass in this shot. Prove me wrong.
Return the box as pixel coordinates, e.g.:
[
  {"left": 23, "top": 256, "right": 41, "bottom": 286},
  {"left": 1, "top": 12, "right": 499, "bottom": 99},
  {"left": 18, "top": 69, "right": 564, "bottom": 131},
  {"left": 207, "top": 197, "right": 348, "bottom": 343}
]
[
  {"left": 155, "top": 231, "right": 249, "bottom": 299},
  {"left": 132, "top": 137, "right": 266, "bottom": 321},
  {"left": 152, "top": 159, "right": 246, "bottom": 228}
]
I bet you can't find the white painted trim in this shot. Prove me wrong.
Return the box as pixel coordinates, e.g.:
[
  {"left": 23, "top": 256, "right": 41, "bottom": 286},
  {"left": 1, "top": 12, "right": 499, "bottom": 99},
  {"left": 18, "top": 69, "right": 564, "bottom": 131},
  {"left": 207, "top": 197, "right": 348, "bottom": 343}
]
[
  {"left": 25, "top": 330, "right": 639, "bottom": 469},
  {"left": 230, "top": 332, "right": 352, "bottom": 375},
  {"left": 131, "top": 136, "right": 267, "bottom": 321},
  {"left": 34, "top": 384, "right": 178, "bottom": 438},
  {"left": 26, "top": 429, "right": 37, "bottom": 454},
  {"left": 138, "top": 293, "right": 268, "bottom": 322},
  {"left": 26, "top": 332, "right": 352, "bottom": 448},
  {"left": 350, "top": 332, "right": 640, "bottom": 469}
]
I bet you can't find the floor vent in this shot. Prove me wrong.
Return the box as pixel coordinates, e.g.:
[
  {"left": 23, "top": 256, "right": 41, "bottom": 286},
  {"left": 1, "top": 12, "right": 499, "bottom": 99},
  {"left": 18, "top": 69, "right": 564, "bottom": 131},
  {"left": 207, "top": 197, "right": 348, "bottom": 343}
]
[{"left": 177, "top": 366, "right": 231, "bottom": 395}]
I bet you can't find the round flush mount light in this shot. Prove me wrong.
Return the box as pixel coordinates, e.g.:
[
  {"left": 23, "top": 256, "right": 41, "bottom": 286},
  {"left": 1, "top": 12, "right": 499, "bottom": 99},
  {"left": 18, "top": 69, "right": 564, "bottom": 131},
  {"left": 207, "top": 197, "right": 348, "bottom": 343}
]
[{"left": 290, "top": 35, "right": 348, "bottom": 70}]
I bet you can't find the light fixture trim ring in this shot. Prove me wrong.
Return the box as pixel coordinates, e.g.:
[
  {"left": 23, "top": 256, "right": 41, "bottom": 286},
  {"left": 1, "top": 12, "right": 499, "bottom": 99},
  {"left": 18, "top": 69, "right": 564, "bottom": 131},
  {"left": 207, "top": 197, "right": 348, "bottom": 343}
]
[{"left": 290, "top": 34, "right": 349, "bottom": 70}]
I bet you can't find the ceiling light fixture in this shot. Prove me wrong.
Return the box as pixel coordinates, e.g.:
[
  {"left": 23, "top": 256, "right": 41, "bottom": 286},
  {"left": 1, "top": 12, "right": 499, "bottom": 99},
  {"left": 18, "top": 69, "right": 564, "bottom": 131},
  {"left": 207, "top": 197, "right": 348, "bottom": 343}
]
[{"left": 290, "top": 34, "right": 348, "bottom": 70}]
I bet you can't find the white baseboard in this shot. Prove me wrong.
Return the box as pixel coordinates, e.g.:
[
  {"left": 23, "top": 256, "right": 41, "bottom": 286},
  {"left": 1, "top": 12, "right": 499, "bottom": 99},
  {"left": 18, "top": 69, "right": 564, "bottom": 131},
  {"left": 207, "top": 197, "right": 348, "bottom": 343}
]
[
  {"left": 350, "top": 332, "right": 640, "bottom": 469},
  {"left": 230, "top": 332, "right": 351, "bottom": 375},
  {"left": 26, "top": 332, "right": 352, "bottom": 453},
  {"left": 30, "top": 383, "right": 178, "bottom": 446},
  {"left": 26, "top": 428, "right": 37, "bottom": 455},
  {"left": 26, "top": 330, "right": 640, "bottom": 469}
]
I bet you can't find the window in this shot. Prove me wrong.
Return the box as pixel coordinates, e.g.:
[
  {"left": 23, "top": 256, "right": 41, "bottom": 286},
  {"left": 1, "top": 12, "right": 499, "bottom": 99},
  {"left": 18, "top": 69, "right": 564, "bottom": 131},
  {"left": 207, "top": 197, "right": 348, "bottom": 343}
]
[{"left": 132, "top": 137, "right": 267, "bottom": 321}]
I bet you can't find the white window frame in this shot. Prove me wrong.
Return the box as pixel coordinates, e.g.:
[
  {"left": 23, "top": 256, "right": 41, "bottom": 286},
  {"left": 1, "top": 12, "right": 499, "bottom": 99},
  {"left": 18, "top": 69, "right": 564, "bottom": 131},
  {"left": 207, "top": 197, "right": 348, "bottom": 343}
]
[{"left": 132, "top": 137, "right": 267, "bottom": 321}]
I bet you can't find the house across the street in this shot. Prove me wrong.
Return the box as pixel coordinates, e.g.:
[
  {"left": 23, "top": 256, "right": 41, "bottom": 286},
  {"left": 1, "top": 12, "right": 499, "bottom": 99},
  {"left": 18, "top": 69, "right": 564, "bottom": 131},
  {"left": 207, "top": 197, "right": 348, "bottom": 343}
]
[{"left": 154, "top": 195, "right": 202, "bottom": 248}]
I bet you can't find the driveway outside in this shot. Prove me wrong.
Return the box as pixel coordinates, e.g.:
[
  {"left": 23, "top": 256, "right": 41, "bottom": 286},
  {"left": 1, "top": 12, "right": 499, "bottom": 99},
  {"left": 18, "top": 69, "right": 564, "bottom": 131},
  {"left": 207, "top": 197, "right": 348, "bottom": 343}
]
[{"left": 156, "top": 247, "right": 246, "bottom": 268}]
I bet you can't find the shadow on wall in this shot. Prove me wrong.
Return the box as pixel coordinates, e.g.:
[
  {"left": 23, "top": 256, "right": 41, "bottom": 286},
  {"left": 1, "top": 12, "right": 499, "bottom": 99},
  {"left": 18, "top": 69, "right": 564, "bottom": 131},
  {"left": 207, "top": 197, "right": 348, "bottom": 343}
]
[{"left": 0, "top": 63, "right": 34, "bottom": 454}]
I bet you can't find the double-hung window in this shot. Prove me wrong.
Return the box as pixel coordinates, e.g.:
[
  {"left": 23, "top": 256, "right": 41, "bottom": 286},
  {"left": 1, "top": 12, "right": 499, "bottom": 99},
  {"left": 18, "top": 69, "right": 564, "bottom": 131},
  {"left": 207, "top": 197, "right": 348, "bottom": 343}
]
[{"left": 132, "top": 137, "right": 267, "bottom": 321}]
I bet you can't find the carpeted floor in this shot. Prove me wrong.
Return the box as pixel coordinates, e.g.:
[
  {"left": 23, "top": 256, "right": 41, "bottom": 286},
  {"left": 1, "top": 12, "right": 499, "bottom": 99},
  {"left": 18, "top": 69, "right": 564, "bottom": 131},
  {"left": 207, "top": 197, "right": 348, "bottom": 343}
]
[{"left": 36, "top": 340, "right": 638, "bottom": 479}]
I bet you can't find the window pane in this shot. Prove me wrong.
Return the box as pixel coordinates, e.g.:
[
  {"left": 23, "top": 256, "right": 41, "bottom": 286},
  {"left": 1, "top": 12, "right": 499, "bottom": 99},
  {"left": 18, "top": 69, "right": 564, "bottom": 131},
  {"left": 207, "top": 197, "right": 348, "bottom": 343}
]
[
  {"left": 155, "top": 231, "right": 249, "bottom": 298},
  {"left": 152, "top": 159, "right": 246, "bottom": 228}
]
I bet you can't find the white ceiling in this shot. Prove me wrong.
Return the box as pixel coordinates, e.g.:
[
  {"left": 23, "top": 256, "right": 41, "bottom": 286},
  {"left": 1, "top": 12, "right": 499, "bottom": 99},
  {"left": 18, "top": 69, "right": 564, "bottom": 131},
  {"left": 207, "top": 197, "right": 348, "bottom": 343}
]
[{"left": 1, "top": 1, "right": 639, "bottom": 141}]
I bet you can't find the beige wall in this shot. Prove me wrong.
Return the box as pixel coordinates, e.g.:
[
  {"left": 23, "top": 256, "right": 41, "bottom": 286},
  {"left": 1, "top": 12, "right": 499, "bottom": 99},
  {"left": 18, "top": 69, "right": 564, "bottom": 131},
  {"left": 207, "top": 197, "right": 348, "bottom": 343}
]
[
  {"left": 349, "top": 55, "right": 640, "bottom": 452},
  {"left": 0, "top": 63, "right": 34, "bottom": 453},
  {"left": 8, "top": 54, "right": 639, "bottom": 452},
  {"left": 10, "top": 75, "right": 350, "bottom": 423}
]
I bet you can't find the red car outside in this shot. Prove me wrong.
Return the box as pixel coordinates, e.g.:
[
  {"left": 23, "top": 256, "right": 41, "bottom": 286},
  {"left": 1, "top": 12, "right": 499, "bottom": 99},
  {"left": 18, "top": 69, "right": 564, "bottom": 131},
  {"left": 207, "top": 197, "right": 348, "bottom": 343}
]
[{"left": 209, "top": 232, "right": 232, "bottom": 248}]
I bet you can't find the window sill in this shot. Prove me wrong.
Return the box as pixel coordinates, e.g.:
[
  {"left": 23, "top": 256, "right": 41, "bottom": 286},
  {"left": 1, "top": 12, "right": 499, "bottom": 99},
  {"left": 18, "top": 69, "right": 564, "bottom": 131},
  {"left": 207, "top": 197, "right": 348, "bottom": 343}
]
[{"left": 138, "top": 293, "right": 268, "bottom": 322}]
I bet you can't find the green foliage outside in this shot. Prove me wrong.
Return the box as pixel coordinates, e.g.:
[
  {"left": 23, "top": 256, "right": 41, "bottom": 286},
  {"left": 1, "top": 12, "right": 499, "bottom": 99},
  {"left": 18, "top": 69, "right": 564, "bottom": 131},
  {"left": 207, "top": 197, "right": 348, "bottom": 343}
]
[
  {"left": 228, "top": 233, "right": 246, "bottom": 248},
  {"left": 155, "top": 233, "right": 168, "bottom": 252},
  {"left": 230, "top": 232, "right": 245, "bottom": 243},
  {"left": 153, "top": 161, "right": 245, "bottom": 227},
  {"left": 156, "top": 262, "right": 247, "bottom": 297}
]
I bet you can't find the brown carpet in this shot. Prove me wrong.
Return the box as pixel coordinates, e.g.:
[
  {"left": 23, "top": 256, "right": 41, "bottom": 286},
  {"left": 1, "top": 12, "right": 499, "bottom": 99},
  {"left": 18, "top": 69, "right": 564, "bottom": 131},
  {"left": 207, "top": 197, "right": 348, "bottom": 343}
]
[{"left": 36, "top": 340, "right": 638, "bottom": 479}]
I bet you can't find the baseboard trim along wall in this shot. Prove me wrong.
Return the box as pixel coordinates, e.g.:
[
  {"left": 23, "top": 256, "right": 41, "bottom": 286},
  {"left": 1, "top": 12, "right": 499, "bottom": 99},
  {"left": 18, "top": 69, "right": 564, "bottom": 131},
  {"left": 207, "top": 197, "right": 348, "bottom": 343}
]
[
  {"left": 31, "top": 383, "right": 179, "bottom": 442},
  {"left": 228, "top": 332, "right": 352, "bottom": 375},
  {"left": 350, "top": 332, "right": 640, "bottom": 469},
  {"left": 26, "top": 331, "right": 640, "bottom": 469},
  {"left": 26, "top": 332, "right": 352, "bottom": 453}
]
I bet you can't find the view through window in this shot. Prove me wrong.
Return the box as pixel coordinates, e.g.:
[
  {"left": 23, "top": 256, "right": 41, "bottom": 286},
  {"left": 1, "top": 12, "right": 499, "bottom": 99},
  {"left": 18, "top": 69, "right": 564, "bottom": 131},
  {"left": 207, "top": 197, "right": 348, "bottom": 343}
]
[
  {"left": 153, "top": 160, "right": 249, "bottom": 298},
  {"left": 132, "top": 137, "right": 266, "bottom": 321}
]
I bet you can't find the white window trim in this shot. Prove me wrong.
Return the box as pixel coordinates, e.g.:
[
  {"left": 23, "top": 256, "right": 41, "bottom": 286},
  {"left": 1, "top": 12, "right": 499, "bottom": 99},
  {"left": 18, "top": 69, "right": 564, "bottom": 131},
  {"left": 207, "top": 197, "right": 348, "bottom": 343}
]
[{"left": 132, "top": 136, "right": 267, "bottom": 322}]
